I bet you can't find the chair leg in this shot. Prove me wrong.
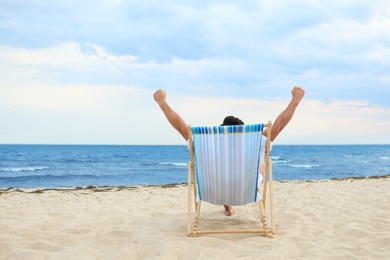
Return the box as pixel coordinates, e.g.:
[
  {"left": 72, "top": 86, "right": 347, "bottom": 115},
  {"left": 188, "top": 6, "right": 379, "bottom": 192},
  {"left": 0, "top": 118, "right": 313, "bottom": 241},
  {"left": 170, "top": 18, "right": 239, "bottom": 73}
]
[
  {"left": 192, "top": 168, "right": 198, "bottom": 212},
  {"left": 259, "top": 199, "right": 271, "bottom": 237},
  {"left": 262, "top": 166, "right": 268, "bottom": 207},
  {"left": 268, "top": 160, "right": 276, "bottom": 235},
  {"left": 187, "top": 163, "right": 192, "bottom": 236},
  {"left": 193, "top": 202, "right": 201, "bottom": 236}
]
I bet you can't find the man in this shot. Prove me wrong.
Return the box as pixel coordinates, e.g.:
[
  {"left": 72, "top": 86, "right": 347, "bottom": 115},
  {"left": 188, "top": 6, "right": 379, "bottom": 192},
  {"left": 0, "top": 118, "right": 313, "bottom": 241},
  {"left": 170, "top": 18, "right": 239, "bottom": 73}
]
[{"left": 153, "top": 86, "right": 305, "bottom": 216}]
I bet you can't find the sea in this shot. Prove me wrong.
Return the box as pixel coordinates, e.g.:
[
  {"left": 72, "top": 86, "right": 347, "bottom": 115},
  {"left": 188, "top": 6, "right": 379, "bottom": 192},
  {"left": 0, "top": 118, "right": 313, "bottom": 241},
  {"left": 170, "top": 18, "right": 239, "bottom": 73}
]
[{"left": 0, "top": 144, "right": 389, "bottom": 189}]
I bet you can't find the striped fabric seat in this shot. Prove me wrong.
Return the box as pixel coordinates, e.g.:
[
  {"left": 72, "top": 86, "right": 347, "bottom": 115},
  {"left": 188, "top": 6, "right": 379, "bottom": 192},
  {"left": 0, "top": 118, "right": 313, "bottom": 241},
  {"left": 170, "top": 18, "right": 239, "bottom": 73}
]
[{"left": 191, "top": 124, "right": 264, "bottom": 206}]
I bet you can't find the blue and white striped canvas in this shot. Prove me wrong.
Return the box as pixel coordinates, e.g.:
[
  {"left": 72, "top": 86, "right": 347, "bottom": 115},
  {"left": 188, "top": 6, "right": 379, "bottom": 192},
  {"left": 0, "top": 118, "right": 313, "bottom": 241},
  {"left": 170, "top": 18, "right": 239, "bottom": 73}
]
[{"left": 191, "top": 124, "right": 264, "bottom": 206}]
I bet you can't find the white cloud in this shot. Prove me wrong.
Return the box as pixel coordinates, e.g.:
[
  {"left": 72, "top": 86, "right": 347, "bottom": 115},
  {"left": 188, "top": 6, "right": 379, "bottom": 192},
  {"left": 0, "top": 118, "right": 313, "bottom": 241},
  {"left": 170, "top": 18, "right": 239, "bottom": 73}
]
[
  {"left": 162, "top": 95, "right": 390, "bottom": 145},
  {"left": 1, "top": 76, "right": 389, "bottom": 144},
  {"left": 0, "top": 1, "right": 389, "bottom": 144},
  {"left": 0, "top": 43, "right": 137, "bottom": 65},
  {"left": 0, "top": 83, "right": 154, "bottom": 144}
]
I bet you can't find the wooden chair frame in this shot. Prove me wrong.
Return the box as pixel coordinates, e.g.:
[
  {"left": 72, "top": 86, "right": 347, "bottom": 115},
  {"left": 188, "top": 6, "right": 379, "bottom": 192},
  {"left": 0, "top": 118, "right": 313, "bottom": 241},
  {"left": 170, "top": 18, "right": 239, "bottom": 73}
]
[{"left": 187, "top": 121, "right": 275, "bottom": 238}]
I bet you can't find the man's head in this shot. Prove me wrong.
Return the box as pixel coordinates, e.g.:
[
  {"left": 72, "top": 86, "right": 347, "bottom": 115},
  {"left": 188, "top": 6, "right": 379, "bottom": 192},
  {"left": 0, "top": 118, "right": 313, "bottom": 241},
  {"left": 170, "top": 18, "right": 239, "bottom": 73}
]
[{"left": 221, "top": 116, "right": 244, "bottom": 126}]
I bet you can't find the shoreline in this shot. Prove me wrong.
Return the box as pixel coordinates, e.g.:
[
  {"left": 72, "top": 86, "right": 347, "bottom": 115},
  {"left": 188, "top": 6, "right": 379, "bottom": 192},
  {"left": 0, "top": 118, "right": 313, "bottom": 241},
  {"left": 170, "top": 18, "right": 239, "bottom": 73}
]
[{"left": 1, "top": 174, "right": 389, "bottom": 194}]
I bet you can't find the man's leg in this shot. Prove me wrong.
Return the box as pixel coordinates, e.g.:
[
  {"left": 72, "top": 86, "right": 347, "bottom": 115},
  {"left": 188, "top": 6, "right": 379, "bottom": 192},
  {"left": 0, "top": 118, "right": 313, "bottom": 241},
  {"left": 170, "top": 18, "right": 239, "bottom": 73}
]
[
  {"left": 223, "top": 205, "right": 233, "bottom": 216},
  {"left": 265, "top": 86, "right": 305, "bottom": 142}
]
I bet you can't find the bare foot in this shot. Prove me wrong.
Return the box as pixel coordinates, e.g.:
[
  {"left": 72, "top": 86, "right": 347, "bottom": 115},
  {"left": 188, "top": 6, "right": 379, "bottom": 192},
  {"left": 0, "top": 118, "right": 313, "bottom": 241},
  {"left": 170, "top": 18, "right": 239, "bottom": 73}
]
[{"left": 223, "top": 205, "right": 234, "bottom": 216}]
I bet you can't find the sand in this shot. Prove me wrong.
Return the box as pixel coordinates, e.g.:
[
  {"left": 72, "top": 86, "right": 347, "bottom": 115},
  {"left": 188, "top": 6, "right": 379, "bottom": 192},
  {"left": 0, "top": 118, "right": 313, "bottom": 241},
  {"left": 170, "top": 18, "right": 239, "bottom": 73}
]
[{"left": 1, "top": 176, "right": 389, "bottom": 259}]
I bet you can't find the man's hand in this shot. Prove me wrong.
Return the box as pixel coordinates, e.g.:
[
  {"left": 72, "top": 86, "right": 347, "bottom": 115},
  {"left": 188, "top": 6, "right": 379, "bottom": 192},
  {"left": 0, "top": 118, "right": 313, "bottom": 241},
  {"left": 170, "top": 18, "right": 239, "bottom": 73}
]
[
  {"left": 153, "top": 88, "right": 189, "bottom": 140},
  {"left": 153, "top": 89, "right": 167, "bottom": 105},
  {"left": 291, "top": 86, "right": 305, "bottom": 102}
]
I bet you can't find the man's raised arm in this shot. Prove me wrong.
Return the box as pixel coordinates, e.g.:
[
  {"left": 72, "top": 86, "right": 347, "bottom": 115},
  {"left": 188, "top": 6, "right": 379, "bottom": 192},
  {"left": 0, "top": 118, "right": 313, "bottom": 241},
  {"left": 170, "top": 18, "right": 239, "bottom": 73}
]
[{"left": 153, "top": 89, "right": 189, "bottom": 141}]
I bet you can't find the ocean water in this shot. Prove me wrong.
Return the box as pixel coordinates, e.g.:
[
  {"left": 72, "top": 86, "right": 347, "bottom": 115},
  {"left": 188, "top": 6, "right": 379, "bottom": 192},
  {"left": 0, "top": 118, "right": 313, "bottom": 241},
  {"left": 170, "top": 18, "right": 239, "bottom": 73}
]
[{"left": 0, "top": 144, "right": 389, "bottom": 188}]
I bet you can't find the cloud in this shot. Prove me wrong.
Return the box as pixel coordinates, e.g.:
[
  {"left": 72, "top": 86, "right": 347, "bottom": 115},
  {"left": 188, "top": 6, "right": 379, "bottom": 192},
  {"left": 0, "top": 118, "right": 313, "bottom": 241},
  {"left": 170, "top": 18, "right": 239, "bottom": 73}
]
[
  {"left": 291, "top": 99, "right": 390, "bottom": 144},
  {"left": 0, "top": 83, "right": 154, "bottom": 144},
  {"left": 161, "top": 95, "right": 390, "bottom": 145},
  {"left": 1, "top": 43, "right": 136, "bottom": 65},
  {"left": 2, "top": 80, "right": 388, "bottom": 145},
  {"left": 0, "top": 1, "right": 389, "bottom": 144}
]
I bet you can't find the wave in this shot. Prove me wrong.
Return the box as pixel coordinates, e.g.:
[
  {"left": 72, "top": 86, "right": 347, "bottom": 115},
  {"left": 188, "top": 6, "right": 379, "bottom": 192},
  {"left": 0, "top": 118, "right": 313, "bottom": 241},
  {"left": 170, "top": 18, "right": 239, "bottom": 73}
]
[
  {"left": 0, "top": 173, "right": 112, "bottom": 188},
  {"left": 0, "top": 166, "right": 49, "bottom": 172},
  {"left": 113, "top": 154, "right": 130, "bottom": 158},
  {"left": 272, "top": 160, "right": 289, "bottom": 164},
  {"left": 288, "top": 164, "right": 319, "bottom": 168},
  {"left": 270, "top": 156, "right": 289, "bottom": 164},
  {"left": 62, "top": 158, "right": 99, "bottom": 163},
  {"left": 159, "top": 162, "right": 188, "bottom": 167},
  {"left": 0, "top": 173, "right": 114, "bottom": 183}
]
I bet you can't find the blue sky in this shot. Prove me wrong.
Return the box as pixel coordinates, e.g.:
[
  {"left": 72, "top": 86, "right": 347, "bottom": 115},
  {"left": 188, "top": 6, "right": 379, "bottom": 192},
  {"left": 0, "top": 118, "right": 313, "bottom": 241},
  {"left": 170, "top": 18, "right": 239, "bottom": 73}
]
[{"left": 0, "top": 0, "right": 389, "bottom": 144}]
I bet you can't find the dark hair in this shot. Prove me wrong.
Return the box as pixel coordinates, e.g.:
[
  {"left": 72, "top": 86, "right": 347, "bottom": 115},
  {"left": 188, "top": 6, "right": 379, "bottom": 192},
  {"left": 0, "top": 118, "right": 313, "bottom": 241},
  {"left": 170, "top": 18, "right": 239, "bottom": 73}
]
[{"left": 221, "top": 116, "right": 244, "bottom": 126}]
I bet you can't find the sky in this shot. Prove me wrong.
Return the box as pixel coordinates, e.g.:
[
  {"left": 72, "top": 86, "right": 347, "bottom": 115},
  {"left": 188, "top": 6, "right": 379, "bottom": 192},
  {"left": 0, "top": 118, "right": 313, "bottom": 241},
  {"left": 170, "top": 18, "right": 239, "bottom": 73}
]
[{"left": 0, "top": 0, "right": 389, "bottom": 145}]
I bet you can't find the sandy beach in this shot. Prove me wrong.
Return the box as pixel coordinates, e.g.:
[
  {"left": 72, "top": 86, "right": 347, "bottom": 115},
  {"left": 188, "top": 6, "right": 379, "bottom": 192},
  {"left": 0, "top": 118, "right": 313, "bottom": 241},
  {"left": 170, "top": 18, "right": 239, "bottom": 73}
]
[{"left": 1, "top": 176, "right": 389, "bottom": 259}]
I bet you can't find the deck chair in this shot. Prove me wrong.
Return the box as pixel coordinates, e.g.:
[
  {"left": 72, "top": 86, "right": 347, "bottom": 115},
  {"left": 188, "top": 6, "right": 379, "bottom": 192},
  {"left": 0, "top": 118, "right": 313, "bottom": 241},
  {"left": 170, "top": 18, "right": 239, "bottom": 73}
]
[{"left": 187, "top": 121, "right": 275, "bottom": 237}]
